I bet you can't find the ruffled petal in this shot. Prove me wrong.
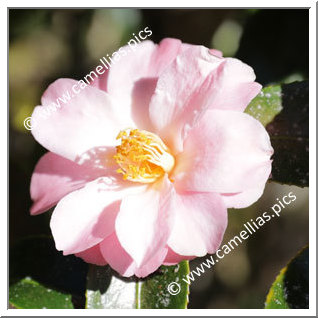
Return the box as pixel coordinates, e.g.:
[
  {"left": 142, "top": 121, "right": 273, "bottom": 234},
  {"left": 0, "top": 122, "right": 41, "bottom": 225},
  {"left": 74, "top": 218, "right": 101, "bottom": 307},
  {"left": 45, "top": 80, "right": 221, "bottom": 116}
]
[
  {"left": 134, "top": 248, "right": 168, "bottom": 278},
  {"left": 100, "top": 232, "right": 168, "bottom": 278},
  {"left": 31, "top": 78, "right": 133, "bottom": 161},
  {"left": 75, "top": 244, "right": 107, "bottom": 266},
  {"left": 201, "top": 58, "right": 261, "bottom": 112},
  {"left": 221, "top": 183, "right": 266, "bottom": 209},
  {"left": 174, "top": 109, "right": 273, "bottom": 193},
  {"left": 105, "top": 39, "right": 183, "bottom": 132},
  {"left": 163, "top": 247, "right": 194, "bottom": 266},
  {"left": 149, "top": 45, "right": 223, "bottom": 151},
  {"left": 167, "top": 191, "right": 227, "bottom": 256},
  {"left": 148, "top": 47, "right": 261, "bottom": 152},
  {"left": 107, "top": 38, "right": 182, "bottom": 98},
  {"left": 99, "top": 232, "right": 136, "bottom": 277},
  {"left": 130, "top": 78, "right": 158, "bottom": 131},
  {"left": 115, "top": 176, "right": 173, "bottom": 267},
  {"left": 30, "top": 152, "right": 107, "bottom": 215},
  {"left": 50, "top": 177, "right": 145, "bottom": 255}
]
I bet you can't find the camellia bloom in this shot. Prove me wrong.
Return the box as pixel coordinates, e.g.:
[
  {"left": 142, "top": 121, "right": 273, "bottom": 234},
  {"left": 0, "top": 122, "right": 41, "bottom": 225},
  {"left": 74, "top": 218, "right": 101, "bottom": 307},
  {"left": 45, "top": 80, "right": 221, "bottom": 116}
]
[{"left": 30, "top": 38, "right": 273, "bottom": 277}]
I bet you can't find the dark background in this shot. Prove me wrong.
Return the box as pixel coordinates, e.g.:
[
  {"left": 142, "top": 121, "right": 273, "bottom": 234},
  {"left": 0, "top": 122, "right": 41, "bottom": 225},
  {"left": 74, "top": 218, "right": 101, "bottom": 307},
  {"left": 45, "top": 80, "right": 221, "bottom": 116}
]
[{"left": 9, "top": 9, "right": 309, "bottom": 309}]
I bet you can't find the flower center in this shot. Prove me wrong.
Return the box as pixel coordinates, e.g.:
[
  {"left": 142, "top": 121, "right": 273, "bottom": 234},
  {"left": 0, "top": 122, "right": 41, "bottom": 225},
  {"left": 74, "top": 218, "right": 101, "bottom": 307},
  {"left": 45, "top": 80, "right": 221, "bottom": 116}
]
[{"left": 114, "top": 128, "right": 175, "bottom": 183}]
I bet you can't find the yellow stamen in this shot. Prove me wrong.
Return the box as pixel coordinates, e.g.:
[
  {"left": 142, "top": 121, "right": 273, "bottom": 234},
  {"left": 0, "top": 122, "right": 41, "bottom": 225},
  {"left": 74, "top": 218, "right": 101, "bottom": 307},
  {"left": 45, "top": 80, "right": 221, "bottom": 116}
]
[{"left": 114, "top": 128, "right": 175, "bottom": 183}]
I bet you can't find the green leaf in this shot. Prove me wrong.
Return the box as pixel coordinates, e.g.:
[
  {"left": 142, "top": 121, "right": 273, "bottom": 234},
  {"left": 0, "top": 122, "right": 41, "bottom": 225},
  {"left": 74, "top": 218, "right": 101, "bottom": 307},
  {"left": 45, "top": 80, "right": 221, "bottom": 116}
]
[
  {"left": 245, "top": 81, "right": 308, "bottom": 187},
  {"left": 265, "top": 246, "right": 309, "bottom": 309},
  {"left": 9, "top": 236, "right": 88, "bottom": 309},
  {"left": 264, "top": 267, "right": 289, "bottom": 309},
  {"left": 86, "top": 261, "right": 190, "bottom": 309},
  {"left": 9, "top": 278, "right": 73, "bottom": 309},
  {"left": 245, "top": 85, "right": 283, "bottom": 126},
  {"left": 139, "top": 260, "right": 190, "bottom": 308}
]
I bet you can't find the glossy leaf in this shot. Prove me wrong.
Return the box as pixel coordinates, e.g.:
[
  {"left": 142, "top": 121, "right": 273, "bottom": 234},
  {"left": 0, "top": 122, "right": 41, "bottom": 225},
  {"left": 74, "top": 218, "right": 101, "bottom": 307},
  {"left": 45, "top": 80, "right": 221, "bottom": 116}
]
[
  {"left": 10, "top": 278, "right": 73, "bottom": 309},
  {"left": 139, "top": 260, "right": 190, "bottom": 309},
  {"left": 264, "top": 267, "right": 289, "bottom": 309},
  {"left": 9, "top": 236, "right": 88, "bottom": 309},
  {"left": 245, "top": 85, "right": 282, "bottom": 126},
  {"left": 265, "top": 246, "right": 309, "bottom": 309},
  {"left": 266, "top": 81, "right": 309, "bottom": 187},
  {"left": 86, "top": 261, "right": 190, "bottom": 309},
  {"left": 246, "top": 81, "right": 309, "bottom": 187}
]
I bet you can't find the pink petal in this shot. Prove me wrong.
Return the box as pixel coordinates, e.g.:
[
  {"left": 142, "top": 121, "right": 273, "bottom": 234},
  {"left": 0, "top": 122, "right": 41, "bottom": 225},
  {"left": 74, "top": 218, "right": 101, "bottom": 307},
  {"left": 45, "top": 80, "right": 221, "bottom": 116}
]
[
  {"left": 107, "top": 38, "right": 182, "bottom": 98},
  {"left": 210, "top": 48, "right": 223, "bottom": 57},
  {"left": 104, "top": 39, "right": 183, "bottom": 133},
  {"left": 30, "top": 152, "right": 107, "bottom": 215},
  {"left": 75, "top": 244, "right": 107, "bottom": 266},
  {"left": 167, "top": 191, "right": 227, "bottom": 256},
  {"left": 89, "top": 69, "right": 109, "bottom": 92},
  {"left": 31, "top": 78, "right": 133, "bottom": 162},
  {"left": 50, "top": 177, "right": 145, "bottom": 255},
  {"left": 201, "top": 58, "right": 262, "bottom": 112},
  {"left": 180, "top": 43, "right": 223, "bottom": 58},
  {"left": 134, "top": 247, "right": 168, "bottom": 278},
  {"left": 174, "top": 109, "right": 273, "bottom": 193},
  {"left": 163, "top": 247, "right": 194, "bottom": 266},
  {"left": 221, "top": 184, "right": 266, "bottom": 209},
  {"left": 148, "top": 38, "right": 183, "bottom": 76},
  {"left": 106, "top": 40, "right": 155, "bottom": 97},
  {"left": 148, "top": 47, "right": 261, "bottom": 151},
  {"left": 100, "top": 232, "right": 168, "bottom": 278},
  {"left": 115, "top": 176, "right": 173, "bottom": 267},
  {"left": 99, "top": 232, "right": 136, "bottom": 277},
  {"left": 148, "top": 46, "right": 224, "bottom": 151},
  {"left": 130, "top": 78, "right": 158, "bottom": 131}
]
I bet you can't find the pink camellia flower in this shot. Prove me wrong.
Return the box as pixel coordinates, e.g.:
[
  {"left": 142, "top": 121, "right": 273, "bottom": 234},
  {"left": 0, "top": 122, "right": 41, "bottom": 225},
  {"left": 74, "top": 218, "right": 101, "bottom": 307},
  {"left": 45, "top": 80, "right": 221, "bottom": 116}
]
[{"left": 30, "top": 38, "right": 273, "bottom": 277}]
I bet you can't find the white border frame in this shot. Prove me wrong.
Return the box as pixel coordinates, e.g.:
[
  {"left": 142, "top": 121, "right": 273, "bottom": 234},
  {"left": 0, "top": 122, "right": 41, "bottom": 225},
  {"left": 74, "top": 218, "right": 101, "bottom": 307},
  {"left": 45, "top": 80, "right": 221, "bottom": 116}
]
[{"left": 3, "top": 1, "right": 316, "bottom": 316}]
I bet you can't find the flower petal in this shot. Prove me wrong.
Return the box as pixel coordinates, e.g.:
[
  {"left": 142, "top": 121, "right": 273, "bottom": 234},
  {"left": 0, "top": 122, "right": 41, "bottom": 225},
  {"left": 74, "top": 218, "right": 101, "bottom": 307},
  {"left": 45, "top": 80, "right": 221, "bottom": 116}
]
[
  {"left": 105, "top": 39, "right": 183, "bottom": 133},
  {"left": 100, "top": 232, "right": 168, "bottom": 278},
  {"left": 89, "top": 69, "right": 109, "bottom": 92},
  {"left": 167, "top": 191, "right": 227, "bottom": 256},
  {"left": 30, "top": 152, "right": 107, "bottom": 215},
  {"left": 31, "top": 78, "right": 133, "bottom": 161},
  {"left": 148, "top": 38, "right": 183, "bottom": 76},
  {"left": 134, "top": 247, "right": 168, "bottom": 278},
  {"left": 163, "top": 247, "right": 194, "bottom": 266},
  {"left": 75, "top": 244, "right": 107, "bottom": 266},
  {"left": 202, "top": 58, "right": 261, "bottom": 112},
  {"left": 50, "top": 177, "right": 145, "bottom": 255},
  {"left": 130, "top": 78, "right": 158, "bottom": 131},
  {"left": 210, "top": 48, "right": 223, "bottom": 57},
  {"left": 107, "top": 38, "right": 182, "bottom": 98},
  {"left": 221, "top": 184, "right": 266, "bottom": 209},
  {"left": 99, "top": 232, "right": 136, "bottom": 277},
  {"left": 148, "top": 47, "right": 261, "bottom": 151},
  {"left": 174, "top": 110, "right": 273, "bottom": 193},
  {"left": 115, "top": 176, "right": 173, "bottom": 267},
  {"left": 149, "top": 45, "right": 223, "bottom": 151}
]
